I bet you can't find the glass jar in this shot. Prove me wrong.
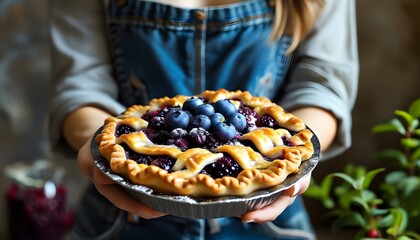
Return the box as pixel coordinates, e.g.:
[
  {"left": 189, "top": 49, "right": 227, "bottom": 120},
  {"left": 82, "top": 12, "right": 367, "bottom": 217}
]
[{"left": 5, "top": 160, "right": 75, "bottom": 240}]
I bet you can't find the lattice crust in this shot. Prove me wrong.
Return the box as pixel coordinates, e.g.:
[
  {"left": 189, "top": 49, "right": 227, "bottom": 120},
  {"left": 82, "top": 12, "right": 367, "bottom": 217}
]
[{"left": 96, "top": 89, "right": 314, "bottom": 197}]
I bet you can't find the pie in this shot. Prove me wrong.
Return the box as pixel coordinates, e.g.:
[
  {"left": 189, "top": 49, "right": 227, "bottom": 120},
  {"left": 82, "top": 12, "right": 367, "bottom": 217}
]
[{"left": 96, "top": 89, "right": 314, "bottom": 197}]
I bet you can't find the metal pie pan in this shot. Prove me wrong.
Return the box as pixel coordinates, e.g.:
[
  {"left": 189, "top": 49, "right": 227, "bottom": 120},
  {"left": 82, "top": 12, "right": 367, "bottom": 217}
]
[{"left": 91, "top": 127, "right": 320, "bottom": 219}]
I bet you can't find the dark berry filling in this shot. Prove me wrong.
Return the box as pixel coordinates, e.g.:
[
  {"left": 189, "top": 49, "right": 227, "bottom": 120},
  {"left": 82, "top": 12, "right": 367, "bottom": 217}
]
[
  {"left": 282, "top": 136, "right": 294, "bottom": 147},
  {"left": 115, "top": 100, "right": 294, "bottom": 179},
  {"left": 115, "top": 124, "right": 136, "bottom": 137},
  {"left": 188, "top": 127, "right": 209, "bottom": 147},
  {"left": 256, "top": 115, "right": 280, "bottom": 128},
  {"left": 148, "top": 116, "right": 166, "bottom": 130},
  {"left": 203, "top": 154, "right": 242, "bottom": 178},
  {"left": 150, "top": 157, "right": 175, "bottom": 172},
  {"left": 237, "top": 104, "right": 257, "bottom": 133},
  {"left": 122, "top": 143, "right": 175, "bottom": 171},
  {"left": 122, "top": 143, "right": 142, "bottom": 161}
]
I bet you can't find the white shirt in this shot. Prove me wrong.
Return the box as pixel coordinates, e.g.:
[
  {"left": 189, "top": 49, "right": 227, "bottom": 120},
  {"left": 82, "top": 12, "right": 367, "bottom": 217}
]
[{"left": 143, "top": 0, "right": 245, "bottom": 8}]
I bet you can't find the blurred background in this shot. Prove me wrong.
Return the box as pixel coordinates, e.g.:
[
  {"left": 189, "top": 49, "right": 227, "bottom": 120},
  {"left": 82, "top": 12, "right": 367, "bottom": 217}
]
[{"left": 0, "top": 0, "right": 419, "bottom": 239}]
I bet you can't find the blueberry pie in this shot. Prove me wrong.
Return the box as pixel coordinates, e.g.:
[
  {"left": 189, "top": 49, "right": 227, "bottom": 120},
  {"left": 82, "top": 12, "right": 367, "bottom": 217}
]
[{"left": 96, "top": 89, "right": 314, "bottom": 197}]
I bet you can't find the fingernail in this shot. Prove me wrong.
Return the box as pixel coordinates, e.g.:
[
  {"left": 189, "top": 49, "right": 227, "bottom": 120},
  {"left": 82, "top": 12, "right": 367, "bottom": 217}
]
[
  {"left": 291, "top": 184, "right": 300, "bottom": 197},
  {"left": 242, "top": 219, "right": 255, "bottom": 223}
]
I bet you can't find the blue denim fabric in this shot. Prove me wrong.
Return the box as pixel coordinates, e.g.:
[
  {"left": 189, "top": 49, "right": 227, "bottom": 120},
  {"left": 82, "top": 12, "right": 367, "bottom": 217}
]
[
  {"left": 115, "top": 197, "right": 313, "bottom": 240},
  {"left": 73, "top": 185, "right": 314, "bottom": 239},
  {"left": 106, "top": 0, "right": 293, "bottom": 106},
  {"left": 70, "top": 0, "right": 315, "bottom": 239}
]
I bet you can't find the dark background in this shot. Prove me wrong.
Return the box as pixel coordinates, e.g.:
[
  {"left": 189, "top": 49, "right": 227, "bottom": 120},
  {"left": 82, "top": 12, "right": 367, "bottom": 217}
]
[{"left": 1, "top": 0, "right": 419, "bottom": 239}]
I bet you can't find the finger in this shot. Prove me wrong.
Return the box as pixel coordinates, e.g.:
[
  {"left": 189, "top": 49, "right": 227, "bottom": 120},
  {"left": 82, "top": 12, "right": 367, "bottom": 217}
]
[
  {"left": 77, "top": 139, "right": 95, "bottom": 177},
  {"left": 77, "top": 138, "right": 166, "bottom": 219},
  {"left": 94, "top": 181, "right": 167, "bottom": 219},
  {"left": 241, "top": 174, "right": 312, "bottom": 223},
  {"left": 242, "top": 194, "right": 296, "bottom": 223},
  {"left": 293, "top": 173, "right": 311, "bottom": 196},
  {"left": 92, "top": 165, "right": 116, "bottom": 184}
]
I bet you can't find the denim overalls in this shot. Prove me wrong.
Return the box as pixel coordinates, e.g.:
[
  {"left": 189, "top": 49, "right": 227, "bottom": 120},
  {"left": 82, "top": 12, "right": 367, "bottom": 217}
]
[{"left": 71, "top": 0, "right": 315, "bottom": 239}]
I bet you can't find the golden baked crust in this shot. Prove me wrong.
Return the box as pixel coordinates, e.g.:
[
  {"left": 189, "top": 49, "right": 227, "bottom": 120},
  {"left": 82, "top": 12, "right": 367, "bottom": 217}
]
[{"left": 96, "top": 89, "right": 314, "bottom": 197}]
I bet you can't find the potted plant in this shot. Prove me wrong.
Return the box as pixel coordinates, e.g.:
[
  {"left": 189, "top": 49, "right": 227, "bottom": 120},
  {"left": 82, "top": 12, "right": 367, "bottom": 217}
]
[{"left": 304, "top": 99, "right": 420, "bottom": 239}]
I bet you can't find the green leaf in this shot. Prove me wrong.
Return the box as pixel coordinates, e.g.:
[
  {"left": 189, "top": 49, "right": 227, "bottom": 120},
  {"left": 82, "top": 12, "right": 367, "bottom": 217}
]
[
  {"left": 360, "top": 189, "right": 378, "bottom": 203},
  {"left": 304, "top": 176, "right": 334, "bottom": 207},
  {"left": 414, "top": 129, "right": 420, "bottom": 137},
  {"left": 335, "top": 185, "right": 351, "bottom": 196},
  {"left": 371, "top": 208, "right": 389, "bottom": 216},
  {"left": 399, "top": 177, "right": 420, "bottom": 196},
  {"left": 320, "top": 175, "right": 333, "bottom": 195},
  {"left": 303, "top": 180, "right": 323, "bottom": 199},
  {"left": 399, "top": 190, "right": 420, "bottom": 217},
  {"left": 404, "top": 231, "right": 420, "bottom": 240},
  {"left": 409, "top": 119, "right": 419, "bottom": 132},
  {"left": 322, "top": 198, "right": 335, "bottom": 209},
  {"left": 354, "top": 165, "right": 368, "bottom": 179},
  {"left": 386, "top": 208, "right": 408, "bottom": 236},
  {"left": 396, "top": 236, "right": 415, "bottom": 240},
  {"left": 362, "top": 168, "right": 385, "bottom": 189},
  {"left": 337, "top": 191, "right": 355, "bottom": 210},
  {"left": 408, "top": 98, "right": 420, "bottom": 119},
  {"left": 410, "top": 147, "right": 420, "bottom": 163},
  {"left": 401, "top": 138, "right": 420, "bottom": 149},
  {"left": 350, "top": 196, "right": 370, "bottom": 213},
  {"left": 395, "top": 110, "right": 414, "bottom": 126},
  {"left": 375, "top": 149, "right": 408, "bottom": 167},
  {"left": 385, "top": 171, "right": 408, "bottom": 184},
  {"left": 331, "top": 212, "right": 367, "bottom": 232},
  {"left": 371, "top": 198, "right": 383, "bottom": 206},
  {"left": 331, "top": 173, "right": 358, "bottom": 189},
  {"left": 376, "top": 212, "right": 393, "bottom": 228},
  {"left": 381, "top": 182, "right": 397, "bottom": 198},
  {"left": 372, "top": 118, "right": 405, "bottom": 135},
  {"left": 343, "top": 164, "right": 356, "bottom": 175}
]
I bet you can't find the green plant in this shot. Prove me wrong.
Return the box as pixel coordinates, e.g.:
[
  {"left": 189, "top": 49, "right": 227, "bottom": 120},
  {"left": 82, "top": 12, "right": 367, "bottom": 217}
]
[{"left": 305, "top": 99, "right": 420, "bottom": 239}]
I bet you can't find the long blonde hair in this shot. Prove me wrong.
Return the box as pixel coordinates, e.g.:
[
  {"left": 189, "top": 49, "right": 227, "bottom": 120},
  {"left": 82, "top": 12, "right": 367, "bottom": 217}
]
[{"left": 270, "top": 0, "right": 325, "bottom": 53}]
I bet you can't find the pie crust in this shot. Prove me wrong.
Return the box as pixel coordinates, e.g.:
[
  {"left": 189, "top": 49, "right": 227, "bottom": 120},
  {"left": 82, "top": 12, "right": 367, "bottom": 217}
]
[{"left": 96, "top": 89, "right": 314, "bottom": 197}]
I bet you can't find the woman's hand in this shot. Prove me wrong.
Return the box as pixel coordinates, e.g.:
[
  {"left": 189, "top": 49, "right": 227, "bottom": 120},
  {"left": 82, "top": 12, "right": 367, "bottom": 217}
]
[
  {"left": 77, "top": 138, "right": 167, "bottom": 219},
  {"left": 241, "top": 107, "right": 336, "bottom": 223},
  {"left": 66, "top": 106, "right": 334, "bottom": 222},
  {"left": 240, "top": 174, "right": 311, "bottom": 223},
  {"left": 63, "top": 106, "right": 166, "bottom": 219}
]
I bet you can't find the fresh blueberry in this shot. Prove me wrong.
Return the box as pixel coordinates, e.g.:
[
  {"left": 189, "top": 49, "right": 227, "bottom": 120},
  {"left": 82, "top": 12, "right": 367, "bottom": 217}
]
[
  {"left": 159, "top": 106, "right": 175, "bottom": 117},
  {"left": 227, "top": 112, "right": 247, "bottom": 131},
  {"left": 214, "top": 99, "right": 237, "bottom": 118},
  {"left": 168, "top": 107, "right": 183, "bottom": 114},
  {"left": 165, "top": 110, "right": 189, "bottom": 130},
  {"left": 169, "top": 128, "right": 188, "bottom": 139},
  {"left": 195, "top": 103, "right": 215, "bottom": 116},
  {"left": 189, "top": 127, "right": 208, "bottom": 146},
  {"left": 213, "top": 122, "right": 236, "bottom": 141},
  {"left": 189, "top": 115, "right": 211, "bottom": 130},
  {"left": 184, "top": 110, "right": 193, "bottom": 119},
  {"left": 182, "top": 97, "right": 203, "bottom": 113},
  {"left": 209, "top": 113, "right": 225, "bottom": 127}
]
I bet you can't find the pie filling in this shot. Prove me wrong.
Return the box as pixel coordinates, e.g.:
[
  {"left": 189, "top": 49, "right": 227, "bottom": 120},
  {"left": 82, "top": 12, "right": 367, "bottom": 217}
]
[{"left": 96, "top": 89, "right": 314, "bottom": 197}]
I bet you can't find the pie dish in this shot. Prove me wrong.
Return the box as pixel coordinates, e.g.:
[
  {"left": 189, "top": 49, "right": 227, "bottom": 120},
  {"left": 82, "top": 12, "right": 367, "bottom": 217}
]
[
  {"left": 92, "top": 135, "right": 319, "bottom": 218},
  {"left": 95, "top": 89, "right": 316, "bottom": 198}
]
